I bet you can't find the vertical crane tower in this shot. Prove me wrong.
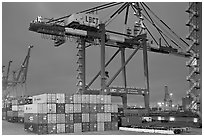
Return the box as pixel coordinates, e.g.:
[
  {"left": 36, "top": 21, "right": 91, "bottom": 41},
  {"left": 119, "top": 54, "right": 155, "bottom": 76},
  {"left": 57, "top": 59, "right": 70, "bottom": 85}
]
[{"left": 185, "top": 2, "right": 202, "bottom": 117}]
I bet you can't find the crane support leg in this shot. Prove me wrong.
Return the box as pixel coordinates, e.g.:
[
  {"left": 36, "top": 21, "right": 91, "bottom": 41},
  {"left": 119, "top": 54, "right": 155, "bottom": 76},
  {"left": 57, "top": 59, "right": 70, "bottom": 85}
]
[
  {"left": 142, "top": 34, "right": 150, "bottom": 112},
  {"left": 121, "top": 47, "right": 128, "bottom": 109},
  {"left": 100, "top": 24, "right": 106, "bottom": 94}
]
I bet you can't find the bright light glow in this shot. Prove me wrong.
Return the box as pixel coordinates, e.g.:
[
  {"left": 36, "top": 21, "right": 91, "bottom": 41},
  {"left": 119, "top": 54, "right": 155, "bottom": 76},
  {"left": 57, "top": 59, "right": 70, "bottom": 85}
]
[
  {"left": 158, "top": 116, "right": 161, "bottom": 120},
  {"left": 169, "top": 117, "right": 175, "bottom": 121},
  {"left": 172, "top": 104, "right": 175, "bottom": 107},
  {"left": 161, "top": 102, "right": 164, "bottom": 105},
  {"left": 170, "top": 93, "right": 173, "bottom": 96},
  {"left": 193, "top": 118, "right": 198, "bottom": 123}
]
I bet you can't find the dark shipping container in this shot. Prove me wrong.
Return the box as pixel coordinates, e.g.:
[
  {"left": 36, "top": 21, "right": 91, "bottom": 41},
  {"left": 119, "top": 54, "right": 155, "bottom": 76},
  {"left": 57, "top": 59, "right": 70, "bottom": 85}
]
[
  {"left": 47, "top": 124, "right": 57, "bottom": 134},
  {"left": 89, "top": 122, "right": 97, "bottom": 132},
  {"left": 65, "top": 123, "right": 74, "bottom": 133},
  {"left": 65, "top": 113, "right": 74, "bottom": 124},
  {"left": 24, "top": 123, "right": 48, "bottom": 135},
  {"left": 111, "top": 113, "right": 118, "bottom": 122},
  {"left": 97, "top": 104, "right": 104, "bottom": 113},
  {"left": 104, "top": 122, "right": 112, "bottom": 131},
  {"left": 89, "top": 104, "right": 97, "bottom": 113},
  {"left": 82, "top": 122, "right": 90, "bottom": 132},
  {"left": 89, "top": 113, "right": 97, "bottom": 122},
  {"left": 73, "top": 113, "right": 82, "bottom": 123},
  {"left": 56, "top": 103, "right": 65, "bottom": 114},
  {"left": 81, "top": 104, "right": 90, "bottom": 113}
]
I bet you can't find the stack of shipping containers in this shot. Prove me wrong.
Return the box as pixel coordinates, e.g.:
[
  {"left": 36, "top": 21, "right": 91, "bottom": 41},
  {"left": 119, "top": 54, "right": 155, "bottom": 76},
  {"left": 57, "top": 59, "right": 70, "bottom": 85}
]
[{"left": 23, "top": 93, "right": 118, "bottom": 135}]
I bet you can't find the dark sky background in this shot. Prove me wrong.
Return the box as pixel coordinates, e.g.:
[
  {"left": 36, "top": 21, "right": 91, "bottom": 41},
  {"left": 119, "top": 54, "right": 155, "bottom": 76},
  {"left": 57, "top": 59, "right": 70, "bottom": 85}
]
[{"left": 2, "top": 2, "right": 190, "bottom": 107}]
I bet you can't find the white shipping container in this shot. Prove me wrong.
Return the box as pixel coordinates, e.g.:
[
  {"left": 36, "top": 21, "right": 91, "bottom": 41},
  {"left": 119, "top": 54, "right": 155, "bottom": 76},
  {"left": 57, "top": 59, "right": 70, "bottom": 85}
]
[
  {"left": 97, "top": 113, "right": 105, "bottom": 122},
  {"left": 104, "top": 95, "right": 111, "bottom": 104},
  {"left": 73, "top": 94, "right": 82, "bottom": 103},
  {"left": 74, "top": 123, "right": 82, "bottom": 133},
  {"left": 97, "top": 122, "right": 104, "bottom": 131},
  {"left": 56, "top": 93, "right": 65, "bottom": 103},
  {"left": 57, "top": 124, "right": 65, "bottom": 133},
  {"left": 104, "top": 113, "right": 111, "bottom": 122},
  {"left": 18, "top": 111, "right": 24, "bottom": 117},
  {"left": 82, "top": 113, "right": 89, "bottom": 122},
  {"left": 48, "top": 104, "right": 56, "bottom": 113},
  {"left": 96, "top": 95, "right": 101, "bottom": 104},
  {"left": 111, "top": 104, "right": 118, "bottom": 113},
  {"left": 73, "top": 104, "right": 81, "bottom": 113},
  {"left": 90, "top": 95, "right": 97, "bottom": 104},
  {"left": 65, "top": 104, "right": 73, "bottom": 113},
  {"left": 48, "top": 114, "right": 57, "bottom": 124},
  {"left": 104, "top": 105, "right": 111, "bottom": 113},
  {"left": 32, "top": 94, "right": 48, "bottom": 104},
  {"left": 82, "top": 95, "right": 90, "bottom": 104},
  {"left": 18, "top": 105, "right": 24, "bottom": 112},
  {"left": 47, "top": 94, "right": 56, "bottom": 103},
  {"left": 12, "top": 105, "right": 18, "bottom": 111},
  {"left": 24, "top": 104, "right": 48, "bottom": 114}
]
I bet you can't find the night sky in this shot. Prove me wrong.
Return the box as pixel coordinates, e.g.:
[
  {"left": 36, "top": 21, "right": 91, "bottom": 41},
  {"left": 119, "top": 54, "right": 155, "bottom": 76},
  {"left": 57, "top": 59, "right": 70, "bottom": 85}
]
[{"left": 2, "top": 2, "right": 190, "bottom": 107}]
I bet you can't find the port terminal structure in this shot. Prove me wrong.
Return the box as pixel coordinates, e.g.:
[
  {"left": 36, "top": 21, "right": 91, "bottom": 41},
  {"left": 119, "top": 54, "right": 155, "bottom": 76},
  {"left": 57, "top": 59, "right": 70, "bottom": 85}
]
[{"left": 29, "top": 2, "right": 193, "bottom": 114}]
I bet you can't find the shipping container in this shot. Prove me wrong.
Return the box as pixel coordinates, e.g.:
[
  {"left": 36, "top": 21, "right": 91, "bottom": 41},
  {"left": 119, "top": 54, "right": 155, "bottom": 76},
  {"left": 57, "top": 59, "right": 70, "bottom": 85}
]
[
  {"left": 12, "top": 100, "right": 18, "bottom": 105},
  {"left": 111, "top": 104, "right": 118, "bottom": 113},
  {"left": 65, "top": 104, "right": 73, "bottom": 113},
  {"left": 73, "top": 94, "right": 82, "bottom": 103},
  {"left": 121, "top": 116, "right": 142, "bottom": 126},
  {"left": 89, "top": 104, "right": 97, "bottom": 113},
  {"left": 65, "top": 123, "right": 74, "bottom": 133},
  {"left": 104, "top": 95, "right": 111, "bottom": 104},
  {"left": 104, "top": 113, "right": 111, "bottom": 122},
  {"left": 97, "top": 113, "right": 105, "bottom": 122},
  {"left": 56, "top": 103, "right": 65, "bottom": 114},
  {"left": 56, "top": 93, "right": 65, "bottom": 103},
  {"left": 104, "top": 104, "right": 112, "bottom": 113},
  {"left": 89, "top": 95, "right": 97, "bottom": 104},
  {"left": 48, "top": 124, "right": 57, "bottom": 134},
  {"left": 82, "top": 122, "right": 90, "bottom": 132},
  {"left": 74, "top": 123, "right": 82, "bottom": 133},
  {"left": 82, "top": 113, "right": 89, "bottom": 122},
  {"left": 18, "top": 98, "right": 25, "bottom": 105},
  {"left": 81, "top": 95, "right": 90, "bottom": 103},
  {"left": 65, "top": 113, "right": 74, "bottom": 124},
  {"left": 57, "top": 124, "right": 65, "bottom": 133},
  {"left": 48, "top": 114, "right": 57, "bottom": 124},
  {"left": 97, "top": 95, "right": 105, "bottom": 104},
  {"left": 81, "top": 104, "right": 90, "bottom": 113},
  {"left": 24, "top": 123, "right": 48, "bottom": 134},
  {"left": 47, "top": 104, "right": 56, "bottom": 113},
  {"left": 104, "top": 122, "right": 112, "bottom": 131},
  {"left": 65, "top": 95, "right": 74, "bottom": 103},
  {"left": 38, "top": 114, "right": 48, "bottom": 124},
  {"left": 18, "top": 117, "right": 24, "bottom": 123},
  {"left": 47, "top": 93, "right": 56, "bottom": 103},
  {"left": 32, "top": 94, "right": 48, "bottom": 104},
  {"left": 18, "top": 111, "right": 24, "bottom": 117},
  {"left": 7, "top": 111, "right": 18, "bottom": 117},
  {"left": 89, "top": 113, "right": 97, "bottom": 122},
  {"left": 97, "top": 104, "right": 104, "bottom": 113},
  {"left": 111, "top": 122, "right": 118, "bottom": 130},
  {"left": 12, "top": 105, "right": 18, "bottom": 111},
  {"left": 57, "top": 114, "right": 65, "bottom": 123},
  {"left": 24, "top": 104, "right": 47, "bottom": 114},
  {"left": 97, "top": 122, "right": 104, "bottom": 131},
  {"left": 18, "top": 105, "right": 24, "bottom": 112},
  {"left": 73, "top": 113, "right": 82, "bottom": 123},
  {"left": 24, "top": 113, "right": 39, "bottom": 123},
  {"left": 73, "top": 104, "right": 81, "bottom": 113},
  {"left": 111, "top": 113, "right": 118, "bottom": 122},
  {"left": 89, "top": 122, "right": 97, "bottom": 131}
]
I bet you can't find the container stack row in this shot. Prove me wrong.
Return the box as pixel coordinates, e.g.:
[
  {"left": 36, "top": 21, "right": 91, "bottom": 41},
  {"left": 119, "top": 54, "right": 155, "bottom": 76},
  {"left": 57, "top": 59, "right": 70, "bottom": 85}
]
[
  {"left": 24, "top": 93, "right": 118, "bottom": 134},
  {"left": 3, "top": 97, "right": 32, "bottom": 123}
]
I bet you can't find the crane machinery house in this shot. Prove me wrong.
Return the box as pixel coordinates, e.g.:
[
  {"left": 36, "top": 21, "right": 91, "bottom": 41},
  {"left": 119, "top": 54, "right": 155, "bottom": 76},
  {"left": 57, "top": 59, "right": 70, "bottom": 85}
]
[{"left": 65, "top": 13, "right": 100, "bottom": 30}]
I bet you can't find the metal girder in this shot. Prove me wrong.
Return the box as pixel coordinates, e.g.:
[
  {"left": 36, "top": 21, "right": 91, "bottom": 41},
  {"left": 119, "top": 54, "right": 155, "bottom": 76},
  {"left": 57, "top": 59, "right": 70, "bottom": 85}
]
[{"left": 106, "top": 45, "right": 141, "bottom": 87}]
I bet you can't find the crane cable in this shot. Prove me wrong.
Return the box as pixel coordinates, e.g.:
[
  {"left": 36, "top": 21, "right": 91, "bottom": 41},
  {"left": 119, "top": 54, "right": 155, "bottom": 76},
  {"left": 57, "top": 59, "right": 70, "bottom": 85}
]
[
  {"left": 140, "top": 3, "right": 186, "bottom": 49},
  {"left": 46, "top": 2, "right": 123, "bottom": 24},
  {"left": 142, "top": 2, "right": 190, "bottom": 47},
  {"left": 137, "top": 3, "right": 183, "bottom": 49}
]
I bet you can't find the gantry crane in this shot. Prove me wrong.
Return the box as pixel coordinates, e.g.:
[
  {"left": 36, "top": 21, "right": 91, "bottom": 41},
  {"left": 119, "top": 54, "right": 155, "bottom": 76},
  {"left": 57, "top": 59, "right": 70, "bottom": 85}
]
[
  {"left": 2, "top": 46, "right": 33, "bottom": 99},
  {"left": 29, "top": 2, "right": 192, "bottom": 113}
]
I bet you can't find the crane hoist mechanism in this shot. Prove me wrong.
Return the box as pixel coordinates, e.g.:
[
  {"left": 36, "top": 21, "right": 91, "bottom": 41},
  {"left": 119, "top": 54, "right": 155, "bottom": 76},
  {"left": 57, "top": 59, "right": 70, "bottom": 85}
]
[
  {"left": 2, "top": 45, "right": 33, "bottom": 99},
  {"left": 29, "top": 2, "right": 194, "bottom": 113}
]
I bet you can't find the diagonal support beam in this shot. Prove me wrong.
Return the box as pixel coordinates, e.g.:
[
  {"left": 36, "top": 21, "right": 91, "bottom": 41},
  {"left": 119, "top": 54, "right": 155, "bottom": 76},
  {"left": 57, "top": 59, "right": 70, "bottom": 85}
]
[
  {"left": 106, "top": 45, "right": 141, "bottom": 87},
  {"left": 86, "top": 48, "right": 121, "bottom": 89},
  {"left": 121, "top": 48, "right": 127, "bottom": 87}
]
